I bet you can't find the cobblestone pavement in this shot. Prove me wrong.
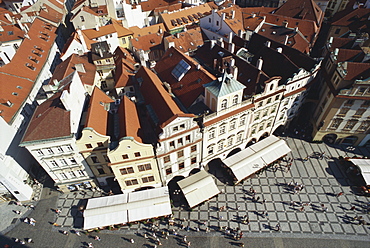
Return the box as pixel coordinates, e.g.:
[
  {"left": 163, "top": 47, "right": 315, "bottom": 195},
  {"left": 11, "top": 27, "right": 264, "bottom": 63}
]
[{"left": 52, "top": 137, "right": 370, "bottom": 241}]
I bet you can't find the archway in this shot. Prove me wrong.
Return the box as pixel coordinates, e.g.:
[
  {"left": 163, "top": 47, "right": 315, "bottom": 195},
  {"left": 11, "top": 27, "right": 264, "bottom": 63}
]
[
  {"left": 206, "top": 158, "right": 235, "bottom": 185},
  {"left": 322, "top": 133, "right": 337, "bottom": 144},
  {"left": 167, "top": 176, "right": 185, "bottom": 207},
  {"left": 341, "top": 136, "right": 358, "bottom": 146},
  {"left": 259, "top": 132, "right": 269, "bottom": 141},
  {"left": 226, "top": 148, "right": 241, "bottom": 158},
  {"left": 246, "top": 139, "right": 257, "bottom": 148},
  {"left": 189, "top": 168, "right": 201, "bottom": 176}
]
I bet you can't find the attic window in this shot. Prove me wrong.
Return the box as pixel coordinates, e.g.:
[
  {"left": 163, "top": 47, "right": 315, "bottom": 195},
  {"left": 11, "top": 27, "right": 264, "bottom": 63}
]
[
  {"left": 99, "top": 101, "right": 104, "bottom": 106},
  {"left": 172, "top": 59, "right": 190, "bottom": 81},
  {"left": 34, "top": 46, "right": 44, "bottom": 52},
  {"left": 32, "top": 50, "right": 42, "bottom": 57},
  {"left": 25, "top": 63, "right": 36, "bottom": 70},
  {"left": 12, "top": 92, "right": 18, "bottom": 96},
  {"left": 8, "top": 31, "right": 13, "bottom": 35},
  {"left": 179, "top": 46, "right": 183, "bottom": 49},
  {"left": 39, "top": 36, "right": 49, "bottom": 41},
  {"left": 29, "top": 56, "right": 39, "bottom": 63},
  {"left": 16, "top": 86, "right": 22, "bottom": 89},
  {"left": 190, "top": 42, "right": 194, "bottom": 46}
]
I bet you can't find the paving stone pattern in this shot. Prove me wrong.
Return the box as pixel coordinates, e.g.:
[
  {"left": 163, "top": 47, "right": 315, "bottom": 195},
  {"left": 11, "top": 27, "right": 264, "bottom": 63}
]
[{"left": 55, "top": 137, "right": 370, "bottom": 238}]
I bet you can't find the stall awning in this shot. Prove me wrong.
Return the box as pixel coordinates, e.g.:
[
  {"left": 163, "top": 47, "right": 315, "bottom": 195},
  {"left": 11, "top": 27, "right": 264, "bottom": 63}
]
[
  {"left": 349, "top": 159, "right": 370, "bottom": 185},
  {"left": 223, "top": 135, "right": 291, "bottom": 183},
  {"left": 177, "top": 170, "right": 220, "bottom": 208},
  {"left": 83, "top": 187, "right": 171, "bottom": 230}
]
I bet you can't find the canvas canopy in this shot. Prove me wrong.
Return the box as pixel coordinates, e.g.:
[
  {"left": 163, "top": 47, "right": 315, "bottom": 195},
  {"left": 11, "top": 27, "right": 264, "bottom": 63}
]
[
  {"left": 223, "top": 135, "right": 291, "bottom": 183},
  {"left": 83, "top": 187, "right": 171, "bottom": 230},
  {"left": 177, "top": 170, "right": 220, "bottom": 208},
  {"left": 349, "top": 159, "right": 370, "bottom": 185}
]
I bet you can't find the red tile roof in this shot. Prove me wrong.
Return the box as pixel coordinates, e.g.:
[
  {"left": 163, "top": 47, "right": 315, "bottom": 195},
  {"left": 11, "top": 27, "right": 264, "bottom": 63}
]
[
  {"left": 21, "top": 91, "right": 71, "bottom": 143},
  {"left": 164, "top": 27, "right": 204, "bottom": 53},
  {"left": 114, "top": 47, "right": 136, "bottom": 88},
  {"left": 273, "top": 0, "right": 324, "bottom": 27},
  {"left": 154, "top": 47, "right": 216, "bottom": 108},
  {"left": 0, "top": 18, "right": 57, "bottom": 124},
  {"left": 343, "top": 62, "right": 370, "bottom": 80},
  {"left": 329, "top": 37, "right": 355, "bottom": 51},
  {"left": 131, "top": 32, "right": 164, "bottom": 52},
  {"left": 82, "top": 20, "right": 133, "bottom": 39},
  {"left": 139, "top": 0, "right": 179, "bottom": 12},
  {"left": 0, "top": 24, "right": 25, "bottom": 42},
  {"left": 336, "top": 48, "right": 364, "bottom": 62},
  {"left": 60, "top": 30, "right": 94, "bottom": 56},
  {"left": 118, "top": 95, "right": 142, "bottom": 142},
  {"left": 50, "top": 54, "right": 97, "bottom": 86},
  {"left": 136, "top": 66, "right": 193, "bottom": 128},
  {"left": 85, "top": 87, "right": 114, "bottom": 135},
  {"left": 331, "top": 8, "right": 370, "bottom": 31},
  {"left": 129, "top": 23, "right": 166, "bottom": 38}
]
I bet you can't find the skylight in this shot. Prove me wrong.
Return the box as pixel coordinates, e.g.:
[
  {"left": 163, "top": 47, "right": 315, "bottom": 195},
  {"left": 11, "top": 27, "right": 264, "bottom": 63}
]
[{"left": 171, "top": 59, "right": 191, "bottom": 81}]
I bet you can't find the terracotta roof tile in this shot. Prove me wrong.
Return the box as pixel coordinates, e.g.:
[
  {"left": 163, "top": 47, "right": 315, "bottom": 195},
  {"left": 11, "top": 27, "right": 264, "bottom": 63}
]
[
  {"left": 329, "top": 37, "right": 355, "bottom": 51},
  {"left": 343, "top": 62, "right": 370, "bottom": 80},
  {"left": 160, "top": 4, "right": 212, "bottom": 31},
  {"left": 85, "top": 87, "right": 114, "bottom": 135},
  {"left": 332, "top": 8, "right": 370, "bottom": 28},
  {"left": 118, "top": 95, "right": 142, "bottom": 142},
  {"left": 114, "top": 47, "right": 136, "bottom": 88},
  {"left": 140, "top": 0, "right": 179, "bottom": 12},
  {"left": 50, "top": 54, "right": 96, "bottom": 86},
  {"left": 0, "top": 18, "right": 57, "bottom": 124},
  {"left": 154, "top": 47, "right": 216, "bottom": 108},
  {"left": 131, "top": 32, "right": 164, "bottom": 52},
  {"left": 336, "top": 48, "right": 364, "bottom": 62},
  {"left": 153, "top": 3, "right": 182, "bottom": 15},
  {"left": 136, "top": 66, "right": 190, "bottom": 128},
  {"left": 21, "top": 91, "right": 71, "bottom": 143},
  {"left": 0, "top": 24, "right": 25, "bottom": 42},
  {"left": 130, "top": 23, "right": 166, "bottom": 38},
  {"left": 164, "top": 27, "right": 204, "bottom": 53},
  {"left": 82, "top": 20, "right": 133, "bottom": 40}
]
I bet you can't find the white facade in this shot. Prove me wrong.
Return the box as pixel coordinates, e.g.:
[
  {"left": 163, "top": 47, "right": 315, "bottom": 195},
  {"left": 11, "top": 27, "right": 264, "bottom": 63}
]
[
  {"left": 113, "top": 1, "right": 147, "bottom": 28},
  {"left": 0, "top": 39, "right": 23, "bottom": 65}
]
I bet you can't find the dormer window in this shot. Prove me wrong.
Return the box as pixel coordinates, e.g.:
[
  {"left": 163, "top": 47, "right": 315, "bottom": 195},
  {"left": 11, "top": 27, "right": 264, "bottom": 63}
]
[
  {"left": 232, "top": 95, "right": 238, "bottom": 105},
  {"left": 221, "top": 99, "right": 227, "bottom": 110}
]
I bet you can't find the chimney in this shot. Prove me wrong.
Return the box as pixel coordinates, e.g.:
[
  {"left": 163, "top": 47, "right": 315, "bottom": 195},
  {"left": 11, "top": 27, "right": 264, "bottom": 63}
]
[
  {"left": 284, "top": 35, "right": 289, "bottom": 45},
  {"left": 0, "top": 26, "right": 3, "bottom": 32},
  {"left": 75, "top": 63, "right": 86, "bottom": 73},
  {"left": 16, "top": 19, "right": 26, "bottom": 32},
  {"left": 218, "top": 38, "right": 224, "bottom": 48},
  {"left": 95, "top": 24, "right": 100, "bottom": 31},
  {"left": 257, "top": 57, "right": 263, "bottom": 70},
  {"left": 229, "top": 43, "right": 235, "bottom": 53},
  {"left": 77, "top": 29, "right": 88, "bottom": 52},
  {"left": 294, "top": 27, "right": 298, "bottom": 32},
  {"left": 23, "top": 23, "right": 30, "bottom": 32},
  {"left": 334, "top": 48, "right": 339, "bottom": 56},
  {"left": 163, "top": 82, "right": 172, "bottom": 94},
  {"left": 228, "top": 32, "right": 233, "bottom": 44},
  {"left": 231, "top": 10, "right": 235, "bottom": 19},
  {"left": 265, "top": 40, "right": 271, "bottom": 47},
  {"left": 222, "top": 12, "right": 226, "bottom": 21},
  {"left": 238, "top": 29, "right": 243, "bottom": 37},
  {"left": 98, "top": 48, "right": 104, "bottom": 58},
  {"left": 276, "top": 47, "right": 283, "bottom": 53},
  {"left": 168, "top": 41, "right": 175, "bottom": 49},
  {"left": 230, "top": 58, "right": 235, "bottom": 67},
  {"left": 282, "top": 21, "right": 288, "bottom": 28},
  {"left": 252, "top": 13, "right": 256, "bottom": 18},
  {"left": 196, "top": 64, "right": 201, "bottom": 70},
  {"left": 4, "top": 13, "right": 12, "bottom": 23},
  {"left": 176, "top": 33, "right": 180, "bottom": 38},
  {"left": 159, "top": 28, "right": 163, "bottom": 33},
  {"left": 210, "top": 40, "right": 216, "bottom": 49},
  {"left": 232, "top": 66, "right": 238, "bottom": 80}
]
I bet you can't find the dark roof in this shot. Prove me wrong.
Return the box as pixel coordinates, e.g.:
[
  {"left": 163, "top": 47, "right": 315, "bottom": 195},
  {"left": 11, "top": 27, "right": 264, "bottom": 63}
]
[
  {"left": 331, "top": 8, "right": 370, "bottom": 33},
  {"left": 344, "top": 62, "right": 370, "bottom": 80},
  {"left": 91, "top": 41, "right": 112, "bottom": 60}
]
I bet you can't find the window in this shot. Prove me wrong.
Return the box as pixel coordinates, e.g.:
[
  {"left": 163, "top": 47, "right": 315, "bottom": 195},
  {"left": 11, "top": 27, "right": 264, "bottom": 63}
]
[
  {"left": 164, "top": 156, "right": 170, "bottom": 163},
  {"left": 177, "top": 150, "right": 184, "bottom": 158},
  {"left": 142, "top": 176, "right": 154, "bottom": 183},
  {"left": 275, "top": 95, "right": 280, "bottom": 101},
  {"left": 221, "top": 99, "right": 227, "bottom": 110},
  {"left": 216, "top": 21, "right": 219, "bottom": 26},
  {"left": 166, "top": 168, "right": 172, "bottom": 175},
  {"left": 230, "top": 120, "right": 236, "bottom": 130},
  {"left": 266, "top": 121, "right": 272, "bottom": 128},
  {"left": 47, "top": 148, "right": 54, "bottom": 154},
  {"left": 103, "top": 155, "right": 110, "bottom": 163},
  {"left": 218, "top": 140, "right": 224, "bottom": 151},
  {"left": 258, "top": 101, "right": 263, "bottom": 107},
  {"left": 227, "top": 136, "right": 233, "bottom": 146},
  {"left": 209, "top": 18, "right": 211, "bottom": 23},
  {"left": 343, "top": 120, "right": 357, "bottom": 130},
  {"left": 178, "top": 138, "right": 183, "bottom": 145},
  {"left": 354, "top": 109, "right": 365, "bottom": 117},
  {"left": 259, "top": 124, "right": 264, "bottom": 131},
  {"left": 120, "top": 167, "right": 134, "bottom": 175},
  {"left": 329, "top": 118, "right": 342, "bottom": 129},
  {"left": 358, "top": 121, "right": 370, "bottom": 132},
  {"left": 267, "top": 98, "right": 272, "bottom": 104},
  {"left": 60, "top": 159, "right": 67, "bottom": 166},
  {"left": 239, "top": 116, "right": 246, "bottom": 126},
  {"left": 271, "top": 105, "right": 277, "bottom": 113},
  {"left": 208, "top": 129, "right": 215, "bottom": 140},
  {"left": 186, "top": 135, "right": 190, "bottom": 142},
  {"left": 170, "top": 141, "right": 175, "bottom": 148},
  {"left": 208, "top": 145, "right": 214, "bottom": 155},
  {"left": 219, "top": 124, "right": 226, "bottom": 135},
  {"left": 344, "top": 100, "right": 354, "bottom": 106},
  {"left": 69, "top": 171, "right": 76, "bottom": 178},
  {"left": 179, "top": 162, "right": 185, "bottom": 170},
  {"left": 237, "top": 132, "right": 243, "bottom": 142},
  {"left": 171, "top": 59, "right": 191, "bottom": 81},
  {"left": 57, "top": 146, "right": 63, "bottom": 153},
  {"left": 85, "top": 144, "right": 93, "bottom": 149},
  {"left": 191, "top": 157, "right": 196, "bottom": 164},
  {"left": 91, "top": 156, "right": 99, "bottom": 163},
  {"left": 334, "top": 28, "right": 340, "bottom": 34},
  {"left": 97, "top": 142, "right": 104, "bottom": 147},
  {"left": 338, "top": 108, "right": 349, "bottom": 116},
  {"left": 125, "top": 179, "right": 138, "bottom": 186},
  {"left": 97, "top": 168, "right": 105, "bottom": 175},
  {"left": 263, "top": 109, "right": 268, "bottom": 117},
  {"left": 77, "top": 170, "right": 85, "bottom": 176},
  {"left": 232, "top": 95, "right": 238, "bottom": 105},
  {"left": 173, "top": 126, "right": 178, "bottom": 132},
  {"left": 138, "top": 163, "right": 152, "bottom": 172},
  {"left": 69, "top": 157, "right": 77, "bottom": 164},
  {"left": 134, "top": 152, "right": 141, "bottom": 157},
  {"left": 36, "top": 149, "right": 44, "bottom": 156},
  {"left": 191, "top": 145, "right": 196, "bottom": 152},
  {"left": 122, "top": 154, "right": 129, "bottom": 159},
  {"left": 50, "top": 160, "right": 58, "bottom": 167},
  {"left": 97, "top": 70, "right": 103, "bottom": 77},
  {"left": 13, "top": 43, "right": 19, "bottom": 49},
  {"left": 67, "top": 145, "right": 73, "bottom": 151},
  {"left": 254, "top": 112, "right": 260, "bottom": 120},
  {"left": 60, "top": 173, "right": 67, "bottom": 179},
  {"left": 363, "top": 100, "right": 370, "bottom": 106},
  {"left": 80, "top": 16, "right": 85, "bottom": 22}
]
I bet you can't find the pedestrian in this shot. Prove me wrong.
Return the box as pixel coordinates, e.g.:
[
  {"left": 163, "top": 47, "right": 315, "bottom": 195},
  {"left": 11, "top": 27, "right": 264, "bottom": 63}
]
[
  {"left": 130, "top": 238, "right": 134, "bottom": 243},
  {"left": 183, "top": 235, "right": 187, "bottom": 242},
  {"left": 144, "top": 233, "right": 148, "bottom": 239},
  {"left": 195, "top": 227, "right": 200, "bottom": 232},
  {"left": 27, "top": 238, "right": 33, "bottom": 243},
  {"left": 63, "top": 230, "right": 68, "bottom": 235},
  {"left": 336, "top": 192, "right": 344, "bottom": 197},
  {"left": 94, "top": 236, "right": 100, "bottom": 241},
  {"left": 219, "top": 215, "right": 224, "bottom": 220},
  {"left": 205, "top": 227, "right": 210, "bottom": 233},
  {"left": 262, "top": 199, "right": 266, "bottom": 204},
  {"left": 275, "top": 224, "right": 281, "bottom": 231},
  {"left": 256, "top": 196, "right": 260, "bottom": 202},
  {"left": 350, "top": 205, "right": 356, "bottom": 211},
  {"left": 300, "top": 206, "right": 305, "bottom": 211},
  {"left": 14, "top": 238, "right": 19, "bottom": 243},
  {"left": 88, "top": 243, "right": 94, "bottom": 248},
  {"left": 75, "top": 231, "right": 81, "bottom": 236},
  {"left": 238, "top": 242, "right": 245, "bottom": 247}
]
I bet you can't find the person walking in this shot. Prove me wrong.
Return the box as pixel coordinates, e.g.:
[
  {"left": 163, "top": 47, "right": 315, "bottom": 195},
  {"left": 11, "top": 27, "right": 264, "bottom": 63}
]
[
  {"left": 130, "top": 238, "right": 134, "bottom": 243},
  {"left": 336, "top": 192, "right": 344, "bottom": 197}
]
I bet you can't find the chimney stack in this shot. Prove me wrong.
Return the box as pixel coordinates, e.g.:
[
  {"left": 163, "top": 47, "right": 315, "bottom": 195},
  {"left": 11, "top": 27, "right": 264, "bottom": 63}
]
[
  {"left": 231, "top": 10, "right": 235, "bottom": 19},
  {"left": 257, "top": 57, "right": 263, "bottom": 70},
  {"left": 228, "top": 32, "right": 233, "bottom": 44},
  {"left": 229, "top": 43, "right": 235, "bottom": 53},
  {"left": 265, "top": 40, "right": 271, "bottom": 47},
  {"left": 284, "top": 35, "right": 289, "bottom": 45},
  {"left": 276, "top": 47, "right": 283, "bottom": 53}
]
